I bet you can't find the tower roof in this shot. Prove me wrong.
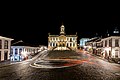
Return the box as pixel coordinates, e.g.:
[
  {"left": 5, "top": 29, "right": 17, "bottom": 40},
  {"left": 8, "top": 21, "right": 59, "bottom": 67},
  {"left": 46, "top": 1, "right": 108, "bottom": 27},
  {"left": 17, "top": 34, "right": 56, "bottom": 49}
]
[
  {"left": 60, "top": 23, "right": 65, "bottom": 35},
  {"left": 113, "top": 27, "right": 119, "bottom": 34}
]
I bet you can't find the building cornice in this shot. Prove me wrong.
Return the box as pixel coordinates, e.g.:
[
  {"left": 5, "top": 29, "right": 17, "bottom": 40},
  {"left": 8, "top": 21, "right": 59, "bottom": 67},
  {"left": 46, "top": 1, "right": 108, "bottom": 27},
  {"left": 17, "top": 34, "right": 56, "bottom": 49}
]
[
  {"left": 0, "top": 36, "right": 14, "bottom": 40},
  {"left": 101, "top": 36, "right": 120, "bottom": 41}
]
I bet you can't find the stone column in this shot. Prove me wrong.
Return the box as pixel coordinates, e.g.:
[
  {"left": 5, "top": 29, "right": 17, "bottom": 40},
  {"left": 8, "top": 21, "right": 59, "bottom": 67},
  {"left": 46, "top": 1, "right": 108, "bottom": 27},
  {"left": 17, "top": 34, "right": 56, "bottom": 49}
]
[
  {"left": 51, "top": 43, "right": 53, "bottom": 47},
  {"left": 107, "top": 39, "right": 109, "bottom": 47},
  {"left": 13, "top": 48, "right": 15, "bottom": 61},
  {"left": 1, "top": 50, "right": 4, "bottom": 61},
  {"left": 8, "top": 40, "right": 11, "bottom": 60},
  {"left": 18, "top": 48, "right": 19, "bottom": 55},
  {"left": 68, "top": 43, "right": 70, "bottom": 47},
  {"left": 1, "top": 40, "right": 4, "bottom": 61},
  {"left": 2, "top": 40, "right": 4, "bottom": 49},
  {"left": 112, "top": 39, "right": 115, "bottom": 47}
]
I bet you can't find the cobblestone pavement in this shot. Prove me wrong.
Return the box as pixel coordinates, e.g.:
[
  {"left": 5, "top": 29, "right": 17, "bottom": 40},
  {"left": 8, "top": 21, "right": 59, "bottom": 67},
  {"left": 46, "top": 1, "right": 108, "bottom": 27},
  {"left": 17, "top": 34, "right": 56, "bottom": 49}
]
[{"left": 0, "top": 50, "right": 120, "bottom": 80}]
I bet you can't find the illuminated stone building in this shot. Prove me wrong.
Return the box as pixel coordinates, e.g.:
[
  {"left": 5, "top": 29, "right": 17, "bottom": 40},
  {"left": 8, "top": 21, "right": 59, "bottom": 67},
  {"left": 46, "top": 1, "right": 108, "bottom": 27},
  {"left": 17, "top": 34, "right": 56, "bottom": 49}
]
[
  {"left": 0, "top": 36, "right": 13, "bottom": 61},
  {"left": 48, "top": 24, "right": 77, "bottom": 50}
]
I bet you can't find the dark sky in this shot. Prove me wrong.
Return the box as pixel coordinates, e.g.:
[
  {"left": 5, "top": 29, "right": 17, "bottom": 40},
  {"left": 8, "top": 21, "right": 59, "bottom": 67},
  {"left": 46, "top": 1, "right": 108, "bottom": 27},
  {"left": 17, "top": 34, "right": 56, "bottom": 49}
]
[{"left": 0, "top": 5, "right": 120, "bottom": 46}]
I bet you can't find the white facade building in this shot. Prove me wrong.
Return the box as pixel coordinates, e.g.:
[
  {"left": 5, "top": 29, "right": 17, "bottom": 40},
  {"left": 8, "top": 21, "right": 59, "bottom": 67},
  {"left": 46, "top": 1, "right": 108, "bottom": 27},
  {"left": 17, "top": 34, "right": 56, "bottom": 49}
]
[
  {"left": 48, "top": 24, "right": 77, "bottom": 50},
  {"left": 101, "top": 36, "right": 120, "bottom": 59},
  {"left": 0, "top": 36, "right": 13, "bottom": 61},
  {"left": 80, "top": 38, "right": 90, "bottom": 47},
  {"left": 86, "top": 36, "right": 120, "bottom": 59},
  {"left": 10, "top": 41, "right": 39, "bottom": 61}
]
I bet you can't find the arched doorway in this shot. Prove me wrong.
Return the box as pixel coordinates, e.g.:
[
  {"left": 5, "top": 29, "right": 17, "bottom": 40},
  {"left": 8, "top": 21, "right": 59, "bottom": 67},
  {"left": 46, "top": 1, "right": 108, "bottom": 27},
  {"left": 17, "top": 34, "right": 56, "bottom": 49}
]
[{"left": 63, "top": 43, "right": 65, "bottom": 47}]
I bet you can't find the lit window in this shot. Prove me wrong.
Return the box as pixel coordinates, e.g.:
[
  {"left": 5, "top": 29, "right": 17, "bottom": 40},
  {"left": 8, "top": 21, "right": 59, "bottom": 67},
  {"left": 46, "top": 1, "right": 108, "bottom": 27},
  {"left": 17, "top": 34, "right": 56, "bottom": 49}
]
[
  {"left": 70, "top": 43, "right": 72, "bottom": 47},
  {"left": 115, "top": 50, "right": 119, "bottom": 58},
  {"left": 67, "top": 38, "right": 69, "bottom": 41},
  {"left": 115, "top": 39, "right": 119, "bottom": 47},
  {"left": 19, "top": 48, "right": 22, "bottom": 54},
  {"left": 67, "top": 43, "right": 68, "bottom": 47},
  {"left": 4, "top": 51, "right": 8, "bottom": 60},
  {"left": 4, "top": 40, "right": 8, "bottom": 49},
  {"left": 109, "top": 39, "right": 112, "bottom": 47},
  {"left": 105, "top": 40, "right": 107, "bottom": 47},
  {"left": 70, "top": 38, "right": 72, "bottom": 42},
  {"left": 15, "top": 48, "right": 18, "bottom": 55}
]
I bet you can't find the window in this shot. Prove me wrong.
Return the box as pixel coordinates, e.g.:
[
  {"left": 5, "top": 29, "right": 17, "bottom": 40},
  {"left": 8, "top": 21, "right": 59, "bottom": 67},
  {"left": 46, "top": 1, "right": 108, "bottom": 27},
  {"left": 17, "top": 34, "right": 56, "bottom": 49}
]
[
  {"left": 62, "top": 28, "right": 64, "bottom": 32},
  {"left": 4, "top": 40, "right": 8, "bottom": 49},
  {"left": 53, "top": 43, "right": 55, "bottom": 46},
  {"left": 109, "top": 39, "right": 112, "bottom": 47},
  {"left": 4, "top": 51, "right": 8, "bottom": 60},
  {"left": 15, "top": 48, "right": 18, "bottom": 55},
  {"left": 50, "top": 43, "right": 52, "bottom": 46},
  {"left": 101, "top": 41, "right": 103, "bottom": 47},
  {"left": 59, "top": 44, "right": 62, "bottom": 47},
  {"left": 105, "top": 40, "right": 107, "bottom": 47},
  {"left": 67, "top": 38, "right": 69, "bottom": 41},
  {"left": 67, "top": 43, "right": 68, "bottom": 47},
  {"left": 0, "top": 40, "right": 2, "bottom": 49},
  {"left": 70, "top": 38, "right": 72, "bottom": 42},
  {"left": 19, "top": 48, "right": 22, "bottom": 54},
  {"left": 115, "top": 39, "right": 119, "bottom": 47},
  {"left": 115, "top": 50, "right": 119, "bottom": 58},
  {"left": 70, "top": 43, "right": 72, "bottom": 47},
  {"left": 63, "top": 44, "right": 65, "bottom": 47},
  {"left": 109, "top": 50, "right": 111, "bottom": 57}
]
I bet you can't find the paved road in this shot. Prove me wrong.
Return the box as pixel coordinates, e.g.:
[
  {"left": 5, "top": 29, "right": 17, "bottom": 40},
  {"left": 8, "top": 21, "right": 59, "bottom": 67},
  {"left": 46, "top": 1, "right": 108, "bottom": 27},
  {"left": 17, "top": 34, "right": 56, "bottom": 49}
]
[{"left": 0, "top": 50, "right": 120, "bottom": 80}]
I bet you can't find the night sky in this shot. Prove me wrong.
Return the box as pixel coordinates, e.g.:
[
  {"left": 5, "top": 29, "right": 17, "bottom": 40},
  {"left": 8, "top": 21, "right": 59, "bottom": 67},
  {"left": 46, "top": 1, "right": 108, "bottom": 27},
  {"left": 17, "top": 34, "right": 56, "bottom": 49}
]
[{"left": 1, "top": 6, "right": 120, "bottom": 46}]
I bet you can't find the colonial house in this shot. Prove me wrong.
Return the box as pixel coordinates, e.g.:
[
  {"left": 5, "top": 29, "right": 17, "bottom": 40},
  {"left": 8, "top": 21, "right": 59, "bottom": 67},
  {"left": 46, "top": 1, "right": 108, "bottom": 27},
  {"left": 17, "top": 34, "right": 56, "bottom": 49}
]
[
  {"left": 48, "top": 24, "right": 77, "bottom": 50},
  {"left": 85, "top": 37, "right": 100, "bottom": 53},
  {"left": 79, "top": 38, "right": 90, "bottom": 49},
  {"left": 10, "top": 40, "right": 39, "bottom": 61},
  {"left": 100, "top": 36, "right": 120, "bottom": 59},
  {"left": 0, "top": 36, "right": 13, "bottom": 61},
  {"left": 85, "top": 27, "right": 120, "bottom": 60}
]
